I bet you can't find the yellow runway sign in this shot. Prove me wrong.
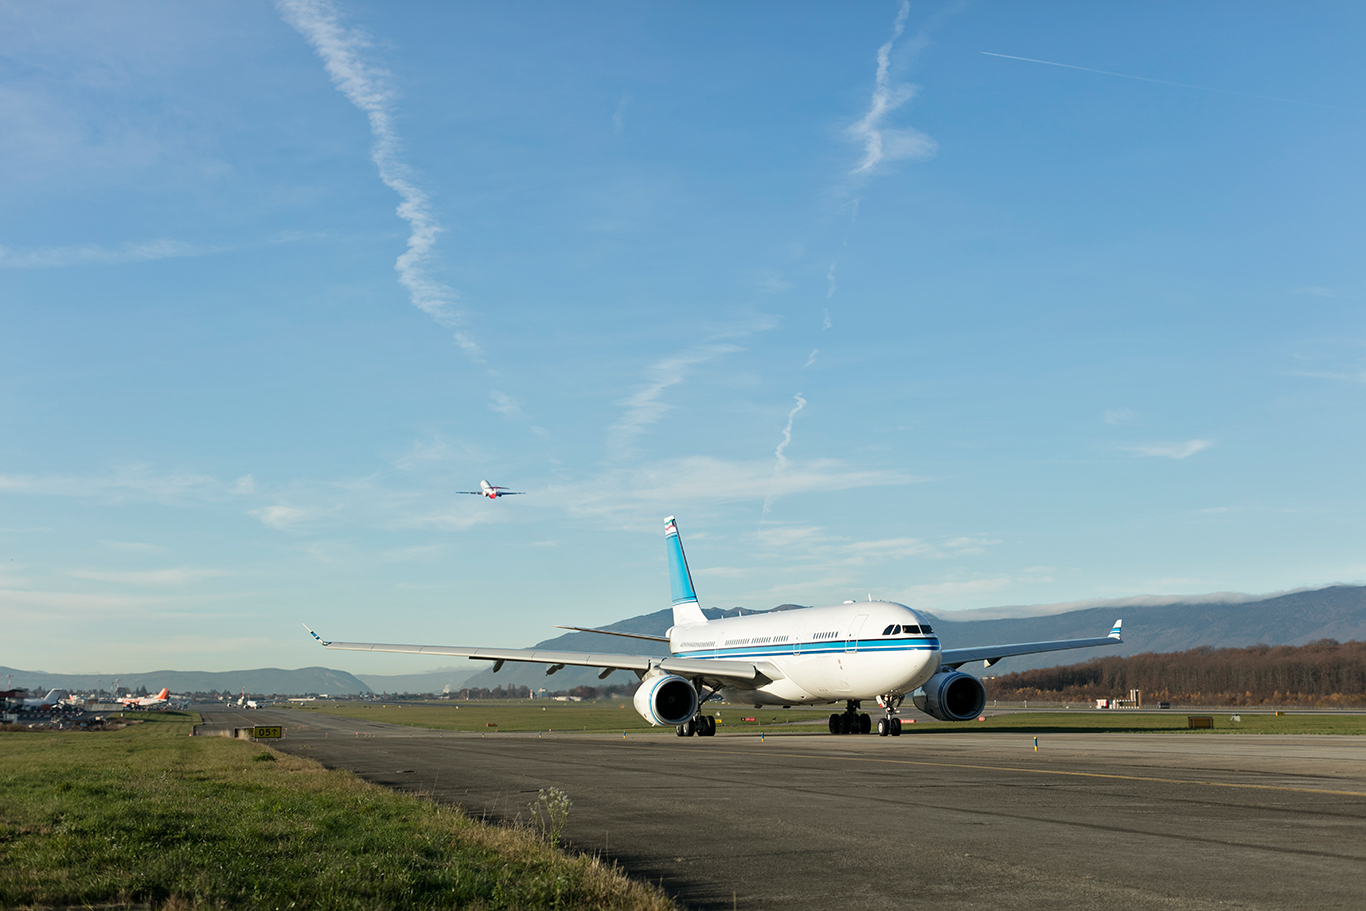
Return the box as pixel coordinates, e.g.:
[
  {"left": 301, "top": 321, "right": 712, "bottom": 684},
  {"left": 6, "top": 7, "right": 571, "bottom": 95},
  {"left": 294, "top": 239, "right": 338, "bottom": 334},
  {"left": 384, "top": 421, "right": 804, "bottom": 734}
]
[{"left": 253, "top": 726, "right": 283, "bottom": 739}]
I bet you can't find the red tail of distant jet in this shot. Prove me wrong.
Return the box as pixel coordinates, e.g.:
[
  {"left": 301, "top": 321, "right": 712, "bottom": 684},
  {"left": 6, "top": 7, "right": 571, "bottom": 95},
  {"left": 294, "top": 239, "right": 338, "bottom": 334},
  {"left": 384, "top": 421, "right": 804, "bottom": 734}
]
[{"left": 457, "top": 480, "right": 525, "bottom": 499}]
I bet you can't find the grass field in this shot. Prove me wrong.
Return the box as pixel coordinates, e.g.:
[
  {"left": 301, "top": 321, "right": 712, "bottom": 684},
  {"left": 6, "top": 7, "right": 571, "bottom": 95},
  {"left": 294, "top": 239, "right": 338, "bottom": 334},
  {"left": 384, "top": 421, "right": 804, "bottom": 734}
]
[
  {"left": 0, "top": 711, "right": 673, "bottom": 910},
  {"left": 285, "top": 701, "right": 1366, "bottom": 736}
]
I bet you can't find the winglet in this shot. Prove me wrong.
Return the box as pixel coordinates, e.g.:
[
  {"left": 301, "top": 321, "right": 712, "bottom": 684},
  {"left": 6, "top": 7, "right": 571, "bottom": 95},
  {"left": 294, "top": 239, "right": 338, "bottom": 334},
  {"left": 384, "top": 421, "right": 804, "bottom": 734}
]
[
  {"left": 1109, "top": 619, "right": 1123, "bottom": 640},
  {"left": 303, "top": 623, "right": 332, "bottom": 647}
]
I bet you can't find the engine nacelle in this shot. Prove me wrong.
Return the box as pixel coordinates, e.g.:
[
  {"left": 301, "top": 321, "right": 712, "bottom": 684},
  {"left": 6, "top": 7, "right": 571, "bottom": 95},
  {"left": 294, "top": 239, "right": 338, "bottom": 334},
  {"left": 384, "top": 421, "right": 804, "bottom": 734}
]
[
  {"left": 912, "top": 670, "right": 986, "bottom": 722},
  {"left": 633, "top": 673, "right": 699, "bottom": 726}
]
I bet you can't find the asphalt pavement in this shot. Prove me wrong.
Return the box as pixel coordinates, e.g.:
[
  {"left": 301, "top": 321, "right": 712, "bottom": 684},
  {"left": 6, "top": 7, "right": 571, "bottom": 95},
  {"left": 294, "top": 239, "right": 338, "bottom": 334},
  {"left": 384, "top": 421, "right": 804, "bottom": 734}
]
[{"left": 197, "top": 706, "right": 1366, "bottom": 911}]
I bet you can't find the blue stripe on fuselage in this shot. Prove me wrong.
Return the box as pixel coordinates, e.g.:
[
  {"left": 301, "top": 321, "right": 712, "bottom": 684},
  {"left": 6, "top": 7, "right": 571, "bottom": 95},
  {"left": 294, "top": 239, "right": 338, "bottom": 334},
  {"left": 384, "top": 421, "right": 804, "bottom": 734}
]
[{"left": 672, "top": 638, "right": 940, "bottom": 659}]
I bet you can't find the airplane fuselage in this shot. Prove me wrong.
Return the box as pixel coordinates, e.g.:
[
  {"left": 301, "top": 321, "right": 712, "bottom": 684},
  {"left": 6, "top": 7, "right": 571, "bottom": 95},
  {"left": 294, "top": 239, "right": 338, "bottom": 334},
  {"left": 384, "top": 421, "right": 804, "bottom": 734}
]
[{"left": 669, "top": 601, "right": 941, "bottom": 705}]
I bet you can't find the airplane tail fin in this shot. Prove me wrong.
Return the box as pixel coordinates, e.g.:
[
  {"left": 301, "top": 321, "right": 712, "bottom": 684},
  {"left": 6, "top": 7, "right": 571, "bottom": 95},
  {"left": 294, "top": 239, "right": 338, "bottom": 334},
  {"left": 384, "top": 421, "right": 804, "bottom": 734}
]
[
  {"left": 665, "top": 517, "right": 708, "bottom": 626},
  {"left": 155, "top": 687, "right": 169, "bottom": 699},
  {"left": 1109, "top": 619, "right": 1123, "bottom": 640}
]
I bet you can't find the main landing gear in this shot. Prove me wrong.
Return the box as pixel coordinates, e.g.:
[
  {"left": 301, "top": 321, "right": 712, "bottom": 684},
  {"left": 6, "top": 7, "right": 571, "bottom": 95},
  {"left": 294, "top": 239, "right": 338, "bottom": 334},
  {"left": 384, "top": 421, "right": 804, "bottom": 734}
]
[
  {"left": 676, "top": 715, "right": 717, "bottom": 737},
  {"left": 827, "top": 701, "right": 872, "bottom": 735}
]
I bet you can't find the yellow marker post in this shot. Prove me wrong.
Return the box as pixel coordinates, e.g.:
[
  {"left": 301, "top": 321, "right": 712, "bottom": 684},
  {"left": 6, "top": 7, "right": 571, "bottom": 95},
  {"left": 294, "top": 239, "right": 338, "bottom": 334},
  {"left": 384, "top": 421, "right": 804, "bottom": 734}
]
[{"left": 1033, "top": 737, "right": 1038, "bottom": 752}]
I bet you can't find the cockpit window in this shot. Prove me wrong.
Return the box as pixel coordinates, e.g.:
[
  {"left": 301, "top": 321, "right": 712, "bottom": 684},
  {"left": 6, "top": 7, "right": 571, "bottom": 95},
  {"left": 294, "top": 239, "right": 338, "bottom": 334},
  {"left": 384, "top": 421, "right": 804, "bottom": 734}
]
[
  {"left": 922, "top": 624, "right": 933, "bottom": 634},
  {"left": 882, "top": 624, "right": 895, "bottom": 635},
  {"left": 902, "top": 624, "right": 918, "bottom": 634}
]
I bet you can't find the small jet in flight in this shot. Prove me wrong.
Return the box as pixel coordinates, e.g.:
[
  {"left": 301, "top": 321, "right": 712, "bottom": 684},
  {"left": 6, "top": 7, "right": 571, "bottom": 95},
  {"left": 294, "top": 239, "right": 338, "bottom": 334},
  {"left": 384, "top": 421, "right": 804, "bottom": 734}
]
[{"left": 458, "top": 480, "right": 525, "bottom": 499}]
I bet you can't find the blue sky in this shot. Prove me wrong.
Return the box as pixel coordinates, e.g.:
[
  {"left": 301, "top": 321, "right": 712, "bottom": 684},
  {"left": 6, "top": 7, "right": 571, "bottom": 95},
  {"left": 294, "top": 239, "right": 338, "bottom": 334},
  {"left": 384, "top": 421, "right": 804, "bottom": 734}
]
[{"left": 3, "top": 1, "right": 1364, "bottom": 677}]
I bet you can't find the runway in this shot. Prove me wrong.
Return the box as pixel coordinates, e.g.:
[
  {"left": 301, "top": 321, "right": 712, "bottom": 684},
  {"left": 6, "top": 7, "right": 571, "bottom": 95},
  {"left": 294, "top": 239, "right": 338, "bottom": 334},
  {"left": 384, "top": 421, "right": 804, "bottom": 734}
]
[{"left": 198, "top": 706, "right": 1366, "bottom": 910}]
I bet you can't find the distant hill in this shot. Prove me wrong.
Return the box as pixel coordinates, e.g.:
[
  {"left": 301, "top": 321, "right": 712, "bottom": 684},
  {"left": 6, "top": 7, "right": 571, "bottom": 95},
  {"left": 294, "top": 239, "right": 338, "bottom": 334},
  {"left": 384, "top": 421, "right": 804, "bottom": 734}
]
[
  {"left": 0, "top": 666, "right": 372, "bottom": 696},
  {"left": 457, "top": 586, "right": 1366, "bottom": 689},
  {"left": 985, "top": 639, "right": 1366, "bottom": 706},
  {"left": 14, "top": 587, "right": 1360, "bottom": 698},
  {"left": 356, "top": 666, "right": 483, "bottom": 695},
  {"left": 927, "top": 585, "right": 1366, "bottom": 676}
]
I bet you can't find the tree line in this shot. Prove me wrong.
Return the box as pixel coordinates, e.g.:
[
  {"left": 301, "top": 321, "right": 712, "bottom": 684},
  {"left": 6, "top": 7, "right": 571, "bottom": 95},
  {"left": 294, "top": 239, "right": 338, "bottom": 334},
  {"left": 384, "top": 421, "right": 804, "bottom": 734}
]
[{"left": 983, "top": 639, "right": 1366, "bottom": 706}]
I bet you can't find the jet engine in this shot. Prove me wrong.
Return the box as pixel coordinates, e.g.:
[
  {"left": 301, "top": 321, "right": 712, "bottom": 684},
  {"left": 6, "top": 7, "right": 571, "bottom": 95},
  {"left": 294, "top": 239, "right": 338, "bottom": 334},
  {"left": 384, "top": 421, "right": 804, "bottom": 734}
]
[
  {"left": 633, "top": 673, "right": 699, "bottom": 726},
  {"left": 912, "top": 670, "right": 986, "bottom": 722}
]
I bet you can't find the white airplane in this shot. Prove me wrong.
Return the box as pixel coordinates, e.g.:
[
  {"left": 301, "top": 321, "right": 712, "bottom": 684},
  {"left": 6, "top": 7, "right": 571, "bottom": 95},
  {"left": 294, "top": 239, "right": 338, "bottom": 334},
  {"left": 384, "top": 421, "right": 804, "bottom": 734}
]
[
  {"left": 17, "top": 689, "right": 69, "bottom": 708},
  {"left": 118, "top": 687, "right": 169, "bottom": 708},
  {"left": 305, "top": 516, "right": 1123, "bottom": 737},
  {"left": 457, "top": 480, "right": 525, "bottom": 500}
]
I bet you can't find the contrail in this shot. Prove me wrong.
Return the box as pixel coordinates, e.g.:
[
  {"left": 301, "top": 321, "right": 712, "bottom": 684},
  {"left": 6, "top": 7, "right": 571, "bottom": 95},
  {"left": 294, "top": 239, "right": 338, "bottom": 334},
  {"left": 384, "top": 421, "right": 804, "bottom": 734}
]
[
  {"left": 763, "top": 393, "right": 807, "bottom": 517},
  {"left": 980, "top": 52, "right": 1352, "bottom": 113},
  {"left": 277, "top": 0, "right": 482, "bottom": 358},
  {"left": 848, "top": 1, "right": 937, "bottom": 173}
]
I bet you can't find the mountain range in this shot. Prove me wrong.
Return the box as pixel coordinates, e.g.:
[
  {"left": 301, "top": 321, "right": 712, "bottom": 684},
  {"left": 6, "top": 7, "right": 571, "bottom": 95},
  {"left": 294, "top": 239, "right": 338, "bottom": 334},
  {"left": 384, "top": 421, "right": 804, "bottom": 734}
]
[{"left": 7, "top": 586, "right": 1364, "bottom": 696}]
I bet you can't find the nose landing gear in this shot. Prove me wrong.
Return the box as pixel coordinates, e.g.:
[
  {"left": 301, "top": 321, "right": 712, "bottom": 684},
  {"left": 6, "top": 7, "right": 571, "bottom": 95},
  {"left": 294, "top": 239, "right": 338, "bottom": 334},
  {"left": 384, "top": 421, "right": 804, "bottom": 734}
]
[
  {"left": 827, "top": 701, "right": 872, "bottom": 734},
  {"left": 875, "top": 694, "right": 904, "bottom": 736}
]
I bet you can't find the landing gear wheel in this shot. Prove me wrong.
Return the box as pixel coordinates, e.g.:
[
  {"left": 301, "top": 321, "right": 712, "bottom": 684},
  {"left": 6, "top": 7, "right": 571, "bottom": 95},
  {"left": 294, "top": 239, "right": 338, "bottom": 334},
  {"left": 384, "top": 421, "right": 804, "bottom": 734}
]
[
  {"left": 891, "top": 718, "right": 902, "bottom": 736},
  {"left": 699, "top": 716, "right": 715, "bottom": 736},
  {"left": 859, "top": 713, "right": 872, "bottom": 735},
  {"left": 877, "top": 717, "right": 890, "bottom": 737},
  {"left": 829, "top": 714, "right": 841, "bottom": 734},
  {"left": 676, "top": 723, "right": 688, "bottom": 737}
]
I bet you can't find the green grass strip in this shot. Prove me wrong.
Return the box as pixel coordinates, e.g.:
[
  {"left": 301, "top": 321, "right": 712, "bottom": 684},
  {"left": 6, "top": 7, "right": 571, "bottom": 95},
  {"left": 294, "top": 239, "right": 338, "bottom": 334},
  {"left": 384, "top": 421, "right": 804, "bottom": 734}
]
[{"left": 0, "top": 712, "right": 673, "bottom": 910}]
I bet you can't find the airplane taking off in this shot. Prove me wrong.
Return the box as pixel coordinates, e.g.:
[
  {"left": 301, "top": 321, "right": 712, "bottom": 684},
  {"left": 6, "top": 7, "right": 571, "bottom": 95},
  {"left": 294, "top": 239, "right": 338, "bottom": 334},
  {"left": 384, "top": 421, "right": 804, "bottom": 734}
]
[
  {"left": 457, "top": 480, "right": 525, "bottom": 499},
  {"left": 304, "top": 517, "right": 1123, "bottom": 737},
  {"left": 118, "top": 687, "right": 169, "bottom": 708}
]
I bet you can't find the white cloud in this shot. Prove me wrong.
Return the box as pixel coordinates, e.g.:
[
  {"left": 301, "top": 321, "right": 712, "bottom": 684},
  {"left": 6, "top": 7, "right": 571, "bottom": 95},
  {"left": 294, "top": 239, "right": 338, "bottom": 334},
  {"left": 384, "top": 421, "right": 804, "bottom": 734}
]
[
  {"left": 804, "top": 348, "right": 819, "bottom": 368},
  {"left": 847, "top": 1, "right": 938, "bottom": 174},
  {"left": 0, "top": 465, "right": 218, "bottom": 503},
  {"left": 276, "top": 0, "right": 480, "bottom": 358},
  {"left": 71, "top": 568, "right": 227, "bottom": 586},
  {"left": 489, "top": 391, "right": 526, "bottom": 419},
  {"left": 233, "top": 474, "right": 256, "bottom": 495},
  {"left": 542, "top": 455, "right": 916, "bottom": 523},
  {"left": 0, "top": 238, "right": 219, "bottom": 269},
  {"left": 1122, "top": 439, "right": 1212, "bottom": 459},
  {"left": 826, "top": 265, "right": 837, "bottom": 299},
  {"left": 1102, "top": 407, "right": 1138, "bottom": 425},
  {"left": 606, "top": 345, "right": 742, "bottom": 460},
  {"left": 250, "top": 504, "right": 313, "bottom": 529},
  {"left": 822, "top": 308, "right": 832, "bottom": 330}
]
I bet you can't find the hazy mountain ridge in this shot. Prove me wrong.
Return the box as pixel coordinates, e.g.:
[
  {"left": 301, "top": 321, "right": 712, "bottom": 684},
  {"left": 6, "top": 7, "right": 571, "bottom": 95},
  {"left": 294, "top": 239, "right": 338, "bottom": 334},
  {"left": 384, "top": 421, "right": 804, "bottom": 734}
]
[
  {"left": 8, "top": 588, "right": 1361, "bottom": 696},
  {"left": 461, "top": 586, "right": 1366, "bottom": 688},
  {"left": 0, "top": 666, "right": 372, "bottom": 696}
]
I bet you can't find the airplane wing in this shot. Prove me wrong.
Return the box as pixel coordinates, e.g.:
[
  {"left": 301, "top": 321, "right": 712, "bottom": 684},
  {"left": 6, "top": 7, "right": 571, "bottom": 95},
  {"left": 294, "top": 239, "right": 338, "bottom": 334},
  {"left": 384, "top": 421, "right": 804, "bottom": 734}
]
[
  {"left": 554, "top": 625, "right": 671, "bottom": 643},
  {"left": 303, "top": 625, "right": 780, "bottom": 685},
  {"left": 455, "top": 491, "right": 486, "bottom": 495},
  {"left": 939, "top": 619, "right": 1123, "bottom": 670},
  {"left": 496, "top": 491, "right": 526, "bottom": 495}
]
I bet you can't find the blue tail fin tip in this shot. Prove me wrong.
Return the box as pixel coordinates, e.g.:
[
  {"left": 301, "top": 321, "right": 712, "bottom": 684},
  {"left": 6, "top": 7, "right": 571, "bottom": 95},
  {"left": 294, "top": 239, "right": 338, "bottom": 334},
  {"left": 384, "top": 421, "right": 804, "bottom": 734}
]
[{"left": 665, "top": 516, "right": 708, "bottom": 626}]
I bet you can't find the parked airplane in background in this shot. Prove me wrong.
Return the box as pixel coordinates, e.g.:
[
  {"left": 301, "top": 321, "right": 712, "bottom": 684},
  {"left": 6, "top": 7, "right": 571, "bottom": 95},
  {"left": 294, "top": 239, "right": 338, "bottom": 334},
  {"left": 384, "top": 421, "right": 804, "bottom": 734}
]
[
  {"left": 20, "top": 689, "right": 69, "bottom": 708},
  {"left": 119, "top": 687, "right": 169, "bottom": 708},
  {"left": 305, "top": 517, "right": 1123, "bottom": 737},
  {"left": 457, "top": 480, "right": 524, "bottom": 499}
]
